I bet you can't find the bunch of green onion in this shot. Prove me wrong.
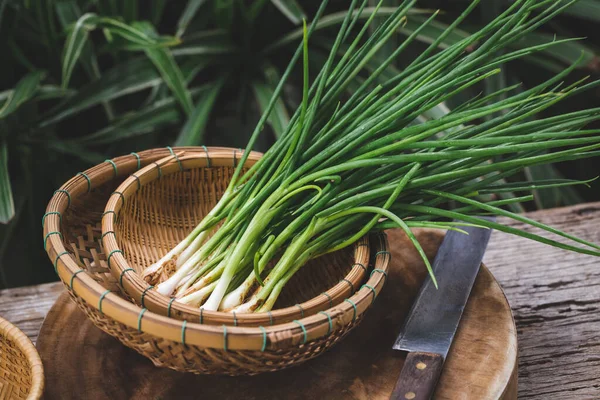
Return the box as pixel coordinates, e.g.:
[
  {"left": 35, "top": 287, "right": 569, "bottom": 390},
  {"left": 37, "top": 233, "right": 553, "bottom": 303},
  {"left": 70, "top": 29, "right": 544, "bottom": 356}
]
[{"left": 142, "top": 0, "right": 600, "bottom": 312}]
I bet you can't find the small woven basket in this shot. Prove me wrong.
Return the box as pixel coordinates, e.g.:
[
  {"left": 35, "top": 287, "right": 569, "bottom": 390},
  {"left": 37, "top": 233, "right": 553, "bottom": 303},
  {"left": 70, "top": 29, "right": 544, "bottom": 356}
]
[
  {"left": 0, "top": 316, "right": 44, "bottom": 399},
  {"left": 43, "top": 147, "right": 390, "bottom": 375},
  {"left": 101, "top": 150, "right": 370, "bottom": 325}
]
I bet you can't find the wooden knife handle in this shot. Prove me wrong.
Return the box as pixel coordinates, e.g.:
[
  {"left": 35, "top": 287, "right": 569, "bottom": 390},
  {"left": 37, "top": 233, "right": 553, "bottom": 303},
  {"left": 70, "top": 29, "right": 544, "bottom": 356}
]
[{"left": 390, "top": 352, "right": 444, "bottom": 400}]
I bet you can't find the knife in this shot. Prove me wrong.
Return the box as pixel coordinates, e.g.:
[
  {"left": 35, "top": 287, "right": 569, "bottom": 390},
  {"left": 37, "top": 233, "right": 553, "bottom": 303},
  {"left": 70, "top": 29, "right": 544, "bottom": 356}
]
[{"left": 390, "top": 218, "right": 494, "bottom": 400}]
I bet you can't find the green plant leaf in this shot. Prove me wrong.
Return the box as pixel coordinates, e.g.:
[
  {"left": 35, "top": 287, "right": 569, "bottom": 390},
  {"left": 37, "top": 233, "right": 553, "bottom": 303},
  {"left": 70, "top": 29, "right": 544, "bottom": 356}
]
[
  {"left": 35, "top": 85, "right": 76, "bottom": 100},
  {"left": 213, "top": 0, "right": 235, "bottom": 31},
  {"left": 61, "top": 13, "right": 180, "bottom": 88},
  {"left": 55, "top": 0, "right": 80, "bottom": 27},
  {"left": 44, "top": 138, "right": 105, "bottom": 164},
  {"left": 525, "top": 164, "right": 583, "bottom": 209},
  {"left": 56, "top": 2, "right": 115, "bottom": 119},
  {"left": 252, "top": 81, "right": 289, "bottom": 138},
  {"left": 61, "top": 12, "right": 99, "bottom": 88},
  {"left": 560, "top": 0, "right": 600, "bottom": 22},
  {"left": 0, "top": 71, "right": 44, "bottom": 119},
  {"left": 122, "top": 0, "right": 138, "bottom": 22},
  {"left": 264, "top": 7, "right": 429, "bottom": 53},
  {"left": 176, "top": 0, "right": 208, "bottom": 37},
  {"left": 7, "top": 40, "right": 37, "bottom": 72},
  {"left": 399, "top": 16, "right": 470, "bottom": 49},
  {"left": 513, "top": 32, "right": 596, "bottom": 67},
  {"left": 398, "top": 16, "right": 597, "bottom": 71},
  {"left": 180, "top": 57, "right": 212, "bottom": 84},
  {"left": 143, "top": 48, "right": 194, "bottom": 115},
  {"left": 0, "top": 141, "right": 14, "bottom": 224},
  {"left": 171, "top": 30, "right": 237, "bottom": 56},
  {"left": 151, "top": 0, "right": 167, "bottom": 25},
  {"left": 74, "top": 96, "right": 185, "bottom": 145},
  {"left": 99, "top": 17, "right": 159, "bottom": 45},
  {"left": 271, "top": 0, "right": 306, "bottom": 25},
  {"left": 134, "top": 21, "right": 194, "bottom": 115},
  {"left": 41, "top": 58, "right": 161, "bottom": 126},
  {"left": 174, "top": 79, "right": 224, "bottom": 146},
  {"left": 247, "top": 0, "right": 270, "bottom": 22},
  {"left": 30, "top": 0, "right": 59, "bottom": 50},
  {"left": 522, "top": 54, "right": 565, "bottom": 73}
]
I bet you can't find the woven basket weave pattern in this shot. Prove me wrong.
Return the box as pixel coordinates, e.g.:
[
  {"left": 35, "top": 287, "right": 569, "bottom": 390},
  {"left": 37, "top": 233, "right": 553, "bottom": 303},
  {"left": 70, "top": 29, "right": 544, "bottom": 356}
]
[
  {"left": 0, "top": 317, "right": 44, "bottom": 399},
  {"left": 67, "top": 290, "right": 362, "bottom": 375},
  {"left": 115, "top": 164, "right": 361, "bottom": 311},
  {"left": 104, "top": 151, "right": 369, "bottom": 325},
  {"left": 43, "top": 147, "right": 390, "bottom": 375},
  {"left": 62, "top": 189, "right": 366, "bottom": 374}
]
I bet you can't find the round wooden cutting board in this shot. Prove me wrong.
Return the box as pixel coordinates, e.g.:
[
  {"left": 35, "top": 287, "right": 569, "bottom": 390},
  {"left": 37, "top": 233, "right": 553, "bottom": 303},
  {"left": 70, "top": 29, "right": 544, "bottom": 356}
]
[{"left": 37, "top": 229, "right": 517, "bottom": 400}]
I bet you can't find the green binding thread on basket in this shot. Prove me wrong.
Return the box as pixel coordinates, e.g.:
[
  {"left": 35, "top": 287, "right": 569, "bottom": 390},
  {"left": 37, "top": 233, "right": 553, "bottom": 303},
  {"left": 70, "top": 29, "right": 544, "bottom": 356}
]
[
  {"left": 53, "top": 189, "right": 71, "bottom": 208},
  {"left": 181, "top": 320, "right": 188, "bottom": 345},
  {"left": 167, "top": 146, "right": 183, "bottom": 172},
  {"left": 141, "top": 286, "right": 154, "bottom": 308},
  {"left": 112, "top": 191, "right": 125, "bottom": 206},
  {"left": 259, "top": 326, "right": 267, "bottom": 352},
  {"left": 295, "top": 304, "right": 304, "bottom": 318},
  {"left": 137, "top": 308, "right": 147, "bottom": 332},
  {"left": 77, "top": 172, "right": 92, "bottom": 193},
  {"left": 340, "top": 278, "right": 354, "bottom": 294},
  {"left": 70, "top": 269, "right": 85, "bottom": 289},
  {"left": 119, "top": 268, "right": 134, "bottom": 287},
  {"left": 322, "top": 292, "right": 333, "bottom": 308},
  {"left": 105, "top": 159, "right": 118, "bottom": 177},
  {"left": 344, "top": 299, "right": 357, "bottom": 322},
  {"left": 101, "top": 231, "right": 115, "bottom": 240},
  {"left": 353, "top": 262, "right": 367, "bottom": 272},
  {"left": 44, "top": 231, "right": 62, "bottom": 250},
  {"left": 318, "top": 311, "right": 333, "bottom": 335},
  {"left": 107, "top": 249, "right": 123, "bottom": 268},
  {"left": 232, "top": 311, "right": 238, "bottom": 326},
  {"left": 98, "top": 290, "right": 110, "bottom": 314},
  {"left": 130, "top": 152, "right": 141, "bottom": 170},
  {"left": 153, "top": 162, "right": 162, "bottom": 179},
  {"left": 267, "top": 311, "right": 273, "bottom": 326},
  {"left": 132, "top": 174, "right": 141, "bottom": 191},
  {"left": 53, "top": 251, "right": 70, "bottom": 274},
  {"left": 223, "top": 325, "right": 228, "bottom": 351},
  {"left": 42, "top": 211, "right": 61, "bottom": 229},
  {"left": 202, "top": 145, "right": 211, "bottom": 167},
  {"left": 167, "top": 298, "right": 176, "bottom": 318},
  {"left": 375, "top": 251, "right": 391, "bottom": 258},
  {"left": 293, "top": 320, "right": 308, "bottom": 344},
  {"left": 200, "top": 308, "right": 204, "bottom": 324},
  {"left": 362, "top": 284, "right": 377, "bottom": 305},
  {"left": 370, "top": 269, "right": 388, "bottom": 279},
  {"left": 102, "top": 210, "right": 116, "bottom": 219}
]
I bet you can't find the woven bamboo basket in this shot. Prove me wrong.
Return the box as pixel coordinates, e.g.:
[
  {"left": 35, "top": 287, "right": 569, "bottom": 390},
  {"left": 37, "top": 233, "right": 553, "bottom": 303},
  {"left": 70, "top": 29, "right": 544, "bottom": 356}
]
[
  {"left": 43, "top": 147, "right": 391, "bottom": 375},
  {"left": 101, "top": 150, "right": 369, "bottom": 325},
  {"left": 0, "top": 316, "right": 44, "bottom": 399}
]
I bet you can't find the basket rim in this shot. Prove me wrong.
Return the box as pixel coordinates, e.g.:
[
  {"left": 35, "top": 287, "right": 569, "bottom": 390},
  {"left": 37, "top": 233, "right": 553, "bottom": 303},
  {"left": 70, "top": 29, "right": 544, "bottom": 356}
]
[
  {"left": 43, "top": 147, "right": 390, "bottom": 351},
  {"left": 0, "top": 315, "right": 44, "bottom": 400},
  {"left": 101, "top": 150, "right": 370, "bottom": 325}
]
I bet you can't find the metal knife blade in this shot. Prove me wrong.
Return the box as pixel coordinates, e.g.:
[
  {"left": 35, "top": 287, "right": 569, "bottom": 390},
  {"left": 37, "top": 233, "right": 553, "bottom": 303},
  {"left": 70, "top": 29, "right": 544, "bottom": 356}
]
[{"left": 390, "top": 218, "right": 494, "bottom": 400}]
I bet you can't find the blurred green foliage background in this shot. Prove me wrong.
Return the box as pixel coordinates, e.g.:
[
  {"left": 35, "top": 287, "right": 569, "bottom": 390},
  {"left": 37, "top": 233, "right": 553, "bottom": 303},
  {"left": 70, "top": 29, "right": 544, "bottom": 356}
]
[{"left": 0, "top": 0, "right": 598, "bottom": 288}]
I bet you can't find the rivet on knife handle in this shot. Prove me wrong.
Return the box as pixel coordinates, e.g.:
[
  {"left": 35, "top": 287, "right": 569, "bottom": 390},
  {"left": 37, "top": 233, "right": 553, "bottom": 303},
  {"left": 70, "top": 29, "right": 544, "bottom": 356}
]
[{"left": 390, "top": 352, "right": 444, "bottom": 400}]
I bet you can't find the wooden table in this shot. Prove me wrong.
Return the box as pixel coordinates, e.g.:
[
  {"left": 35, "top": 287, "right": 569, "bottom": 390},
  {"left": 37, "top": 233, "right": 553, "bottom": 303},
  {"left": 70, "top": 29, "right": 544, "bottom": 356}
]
[{"left": 1, "top": 202, "right": 599, "bottom": 399}]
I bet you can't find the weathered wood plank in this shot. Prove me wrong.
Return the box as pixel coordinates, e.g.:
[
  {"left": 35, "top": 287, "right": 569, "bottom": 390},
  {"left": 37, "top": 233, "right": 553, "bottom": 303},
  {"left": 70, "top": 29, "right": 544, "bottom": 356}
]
[
  {"left": 0, "top": 282, "right": 63, "bottom": 344},
  {"left": 0, "top": 202, "right": 599, "bottom": 399},
  {"left": 484, "top": 202, "right": 600, "bottom": 399}
]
